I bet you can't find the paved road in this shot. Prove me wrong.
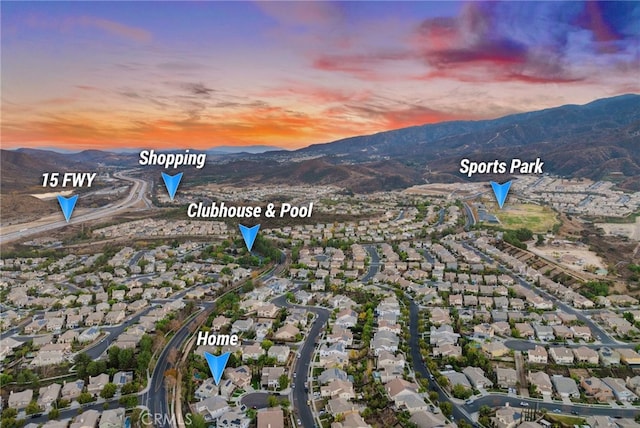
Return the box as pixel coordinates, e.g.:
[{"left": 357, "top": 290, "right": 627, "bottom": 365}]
[
  {"left": 271, "top": 294, "right": 329, "bottom": 428},
  {"left": 463, "top": 202, "right": 476, "bottom": 230},
  {"left": 22, "top": 395, "right": 124, "bottom": 426},
  {"left": 461, "top": 241, "right": 623, "bottom": 348},
  {"left": 362, "top": 244, "right": 475, "bottom": 424},
  {"left": 144, "top": 250, "right": 288, "bottom": 427},
  {"left": 511, "top": 272, "right": 618, "bottom": 346},
  {"left": 0, "top": 170, "right": 149, "bottom": 245},
  {"left": 362, "top": 244, "right": 640, "bottom": 425},
  {"left": 408, "top": 297, "right": 475, "bottom": 425},
  {"left": 464, "top": 395, "right": 640, "bottom": 419},
  {"left": 362, "top": 244, "right": 381, "bottom": 282},
  {"left": 141, "top": 304, "right": 211, "bottom": 427},
  {"left": 240, "top": 392, "right": 271, "bottom": 410}
]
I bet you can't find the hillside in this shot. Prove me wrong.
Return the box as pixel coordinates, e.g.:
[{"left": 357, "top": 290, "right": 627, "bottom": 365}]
[
  {"left": 2, "top": 94, "right": 639, "bottom": 193},
  {"left": 208, "top": 94, "right": 640, "bottom": 191}
]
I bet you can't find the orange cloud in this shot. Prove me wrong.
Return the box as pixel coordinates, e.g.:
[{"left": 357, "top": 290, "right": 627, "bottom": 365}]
[{"left": 0, "top": 103, "right": 378, "bottom": 150}]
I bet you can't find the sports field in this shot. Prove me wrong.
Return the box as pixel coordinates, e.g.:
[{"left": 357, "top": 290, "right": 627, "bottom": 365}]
[{"left": 494, "top": 203, "right": 559, "bottom": 233}]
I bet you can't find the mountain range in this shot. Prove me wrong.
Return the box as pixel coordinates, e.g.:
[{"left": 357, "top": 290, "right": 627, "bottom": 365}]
[{"left": 2, "top": 94, "right": 639, "bottom": 194}]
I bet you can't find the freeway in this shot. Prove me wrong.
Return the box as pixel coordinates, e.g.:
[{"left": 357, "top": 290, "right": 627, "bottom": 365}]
[
  {"left": 0, "top": 170, "right": 149, "bottom": 245},
  {"left": 271, "top": 294, "right": 330, "bottom": 428}
]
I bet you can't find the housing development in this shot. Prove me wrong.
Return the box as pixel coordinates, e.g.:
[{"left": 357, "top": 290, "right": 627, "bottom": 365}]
[
  {"left": 2, "top": 3, "right": 640, "bottom": 428},
  {"left": 1, "top": 171, "right": 640, "bottom": 428}
]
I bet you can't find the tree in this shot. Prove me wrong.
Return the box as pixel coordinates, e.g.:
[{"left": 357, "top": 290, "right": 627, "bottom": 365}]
[
  {"left": 279, "top": 398, "right": 291, "bottom": 410},
  {"left": 479, "top": 405, "right": 492, "bottom": 417},
  {"left": 100, "top": 382, "right": 118, "bottom": 399},
  {"left": 118, "top": 348, "right": 135, "bottom": 370},
  {"left": 78, "top": 392, "right": 95, "bottom": 404},
  {"left": 278, "top": 374, "right": 289, "bottom": 390},
  {"left": 261, "top": 339, "right": 274, "bottom": 351},
  {"left": 2, "top": 408, "right": 17, "bottom": 419},
  {"left": 0, "top": 417, "right": 20, "bottom": 428},
  {"left": 440, "top": 402, "right": 453, "bottom": 418},
  {"left": 267, "top": 395, "right": 279, "bottom": 408},
  {"left": 119, "top": 395, "right": 139, "bottom": 408},
  {"left": 137, "top": 350, "right": 152, "bottom": 379},
  {"left": 48, "top": 408, "right": 60, "bottom": 420},
  {"left": 25, "top": 400, "right": 41, "bottom": 415},
  {"left": 86, "top": 360, "right": 107, "bottom": 377},
  {"left": 0, "top": 373, "right": 13, "bottom": 386},
  {"left": 428, "top": 391, "right": 439, "bottom": 403},
  {"left": 167, "top": 348, "right": 179, "bottom": 366},
  {"left": 186, "top": 413, "right": 207, "bottom": 428},
  {"left": 452, "top": 384, "right": 472, "bottom": 399},
  {"left": 169, "top": 319, "right": 181, "bottom": 332},
  {"left": 458, "top": 420, "right": 472, "bottom": 428},
  {"left": 121, "top": 382, "right": 139, "bottom": 395},
  {"left": 108, "top": 346, "right": 121, "bottom": 368},
  {"left": 436, "top": 375, "right": 449, "bottom": 387}
]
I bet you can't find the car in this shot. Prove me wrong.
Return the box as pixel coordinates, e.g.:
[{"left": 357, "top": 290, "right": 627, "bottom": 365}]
[
  {"left": 553, "top": 409, "right": 561, "bottom": 414},
  {"left": 297, "top": 419, "right": 302, "bottom": 426},
  {"left": 571, "top": 411, "right": 579, "bottom": 415},
  {"left": 465, "top": 399, "right": 474, "bottom": 405},
  {"left": 520, "top": 402, "right": 529, "bottom": 407}
]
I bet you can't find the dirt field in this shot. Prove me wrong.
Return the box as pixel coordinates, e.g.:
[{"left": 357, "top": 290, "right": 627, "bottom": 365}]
[
  {"left": 404, "top": 182, "right": 483, "bottom": 198},
  {"left": 529, "top": 243, "right": 607, "bottom": 272},
  {"left": 0, "top": 194, "right": 59, "bottom": 226},
  {"left": 492, "top": 203, "right": 559, "bottom": 233},
  {"left": 596, "top": 215, "right": 640, "bottom": 241}
]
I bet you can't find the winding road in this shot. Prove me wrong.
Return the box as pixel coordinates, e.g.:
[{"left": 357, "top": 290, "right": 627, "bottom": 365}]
[
  {"left": 362, "top": 245, "right": 639, "bottom": 425},
  {"left": 0, "top": 170, "right": 149, "bottom": 245}
]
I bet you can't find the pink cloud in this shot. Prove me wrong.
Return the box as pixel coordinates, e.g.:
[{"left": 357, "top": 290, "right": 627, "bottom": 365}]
[
  {"left": 24, "top": 14, "right": 151, "bottom": 43},
  {"left": 77, "top": 16, "right": 152, "bottom": 43},
  {"left": 259, "top": 82, "right": 373, "bottom": 104}
]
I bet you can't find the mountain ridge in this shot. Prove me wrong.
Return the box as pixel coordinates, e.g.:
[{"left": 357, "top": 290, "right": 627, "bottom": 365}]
[{"left": 2, "top": 94, "right": 639, "bottom": 193}]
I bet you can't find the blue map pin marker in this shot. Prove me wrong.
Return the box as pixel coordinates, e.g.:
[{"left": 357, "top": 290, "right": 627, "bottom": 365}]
[
  {"left": 204, "top": 352, "right": 230, "bottom": 386},
  {"left": 57, "top": 195, "right": 78, "bottom": 222},
  {"left": 490, "top": 181, "right": 512, "bottom": 209},
  {"left": 239, "top": 224, "right": 260, "bottom": 252},
  {"left": 161, "top": 172, "right": 183, "bottom": 201}
]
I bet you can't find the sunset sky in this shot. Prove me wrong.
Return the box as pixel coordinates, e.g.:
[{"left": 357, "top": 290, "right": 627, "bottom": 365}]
[{"left": 2, "top": 1, "right": 639, "bottom": 150}]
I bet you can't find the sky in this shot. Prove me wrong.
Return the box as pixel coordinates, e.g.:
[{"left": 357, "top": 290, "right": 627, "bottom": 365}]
[{"left": 1, "top": 1, "right": 639, "bottom": 151}]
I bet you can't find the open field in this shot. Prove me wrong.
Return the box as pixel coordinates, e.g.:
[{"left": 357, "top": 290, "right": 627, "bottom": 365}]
[
  {"left": 529, "top": 243, "right": 606, "bottom": 272},
  {"left": 493, "top": 203, "right": 559, "bottom": 233},
  {"left": 596, "top": 215, "right": 640, "bottom": 241}
]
